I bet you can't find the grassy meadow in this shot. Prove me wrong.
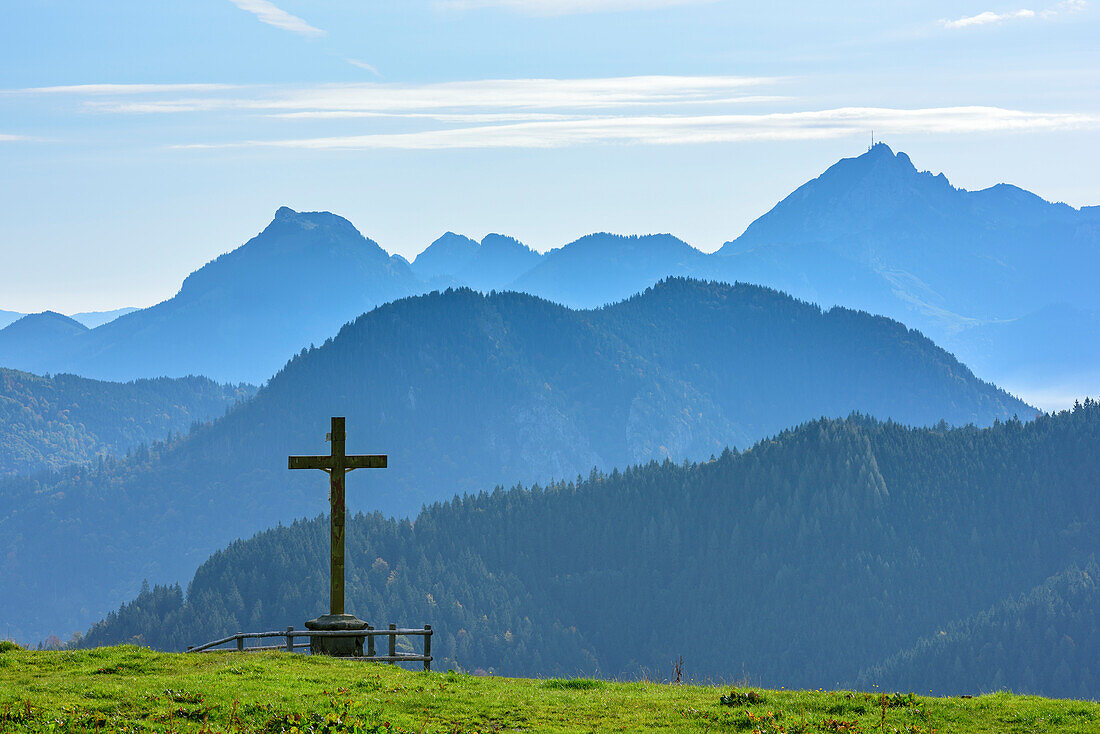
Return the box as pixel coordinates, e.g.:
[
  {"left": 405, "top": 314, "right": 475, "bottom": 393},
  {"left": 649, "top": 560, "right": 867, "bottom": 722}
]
[{"left": 0, "top": 645, "right": 1097, "bottom": 733}]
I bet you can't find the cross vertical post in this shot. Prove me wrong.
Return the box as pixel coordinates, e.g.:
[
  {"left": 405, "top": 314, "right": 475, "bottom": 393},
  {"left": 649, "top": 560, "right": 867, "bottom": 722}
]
[
  {"left": 329, "top": 416, "right": 346, "bottom": 616},
  {"left": 289, "top": 416, "right": 386, "bottom": 656}
]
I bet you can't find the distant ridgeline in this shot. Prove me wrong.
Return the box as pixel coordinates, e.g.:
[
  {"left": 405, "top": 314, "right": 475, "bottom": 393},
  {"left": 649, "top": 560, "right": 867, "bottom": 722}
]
[
  {"left": 0, "top": 280, "right": 1029, "bottom": 643},
  {"left": 81, "top": 403, "right": 1100, "bottom": 699},
  {"left": 0, "top": 368, "right": 254, "bottom": 476},
  {"left": 2, "top": 144, "right": 1098, "bottom": 395}
]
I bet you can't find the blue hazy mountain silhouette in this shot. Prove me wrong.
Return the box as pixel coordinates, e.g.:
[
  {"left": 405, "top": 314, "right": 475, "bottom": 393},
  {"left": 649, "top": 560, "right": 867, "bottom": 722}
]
[
  {"left": 68, "top": 307, "right": 139, "bottom": 329},
  {"left": 512, "top": 232, "right": 712, "bottom": 308},
  {"left": 719, "top": 142, "right": 1098, "bottom": 322},
  {"left": 0, "top": 208, "right": 423, "bottom": 384},
  {"left": 0, "top": 310, "right": 23, "bottom": 330},
  {"left": 0, "top": 311, "right": 89, "bottom": 369},
  {"left": 713, "top": 144, "right": 1100, "bottom": 400},
  {"left": 410, "top": 231, "right": 480, "bottom": 283},
  {"left": 2, "top": 147, "right": 1097, "bottom": 401},
  {"left": 0, "top": 308, "right": 137, "bottom": 331},
  {"left": 412, "top": 231, "right": 542, "bottom": 291}
]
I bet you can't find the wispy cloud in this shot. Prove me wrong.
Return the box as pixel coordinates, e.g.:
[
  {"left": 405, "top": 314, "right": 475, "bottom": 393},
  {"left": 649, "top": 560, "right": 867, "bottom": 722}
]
[
  {"left": 941, "top": 0, "right": 1087, "bottom": 28},
  {"left": 14, "top": 77, "right": 1096, "bottom": 153},
  {"left": 9, "top": 83, "right": 241, "bottom": 95},
  {"left": 942, "top": 9, "right": 1035, "bottom": 28},
  {"left": 175, "top": 107, "right": 1100, "bottom": 151},
  {"left": 0, "top": 133, "right": 27, "bottom": 142},
  {"left": 227, "top": 0, "right": 325, "bottom": 37},
  {"left": 67, "top": 76, "right": 781, "bottom": 116},
  {"left": 436, "top": 0, "right": 716, "bottom": 14},
  {"left": 345, "top": 59, "right": 382, "bottom": 77}
]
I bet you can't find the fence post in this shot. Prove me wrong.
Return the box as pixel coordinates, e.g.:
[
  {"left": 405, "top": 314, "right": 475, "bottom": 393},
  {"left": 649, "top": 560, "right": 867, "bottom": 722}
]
[
  {"left": 367, "top": 625, "right": 375, "bottom": 657},
  {"left": 286, "top": 626, "right": 294, "bottom": 652},
  {"left": 423, "top": 625, "right": 432, "bottom": 672},
  {"left": 237, "top": 635, "right": 244, "bottom": 652},
  {"left": 388, "top": 623, "right": 396, "bottom": 664}
]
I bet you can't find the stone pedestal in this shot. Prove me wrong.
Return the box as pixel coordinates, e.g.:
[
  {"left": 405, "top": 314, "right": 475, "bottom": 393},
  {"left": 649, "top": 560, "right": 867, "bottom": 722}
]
[{"left": 304, "top": 613, "right": 368, "bottom": 657}]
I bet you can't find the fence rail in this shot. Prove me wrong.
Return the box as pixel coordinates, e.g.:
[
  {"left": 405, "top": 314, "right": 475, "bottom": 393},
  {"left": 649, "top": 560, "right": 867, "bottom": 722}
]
[{"left": 187, "top": 624, "right": 433, "bottom": 670}]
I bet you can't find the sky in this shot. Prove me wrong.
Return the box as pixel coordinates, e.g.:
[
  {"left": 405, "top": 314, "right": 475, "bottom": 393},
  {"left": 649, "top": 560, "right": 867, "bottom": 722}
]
[{"left": 1, "top": 0, "right": 1099, "bottom": 313}]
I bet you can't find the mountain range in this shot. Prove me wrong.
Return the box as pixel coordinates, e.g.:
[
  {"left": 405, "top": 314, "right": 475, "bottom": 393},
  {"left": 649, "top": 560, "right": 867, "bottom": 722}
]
[
  {"left": 2, "top": 144, "right": 1096, "bottom": 403},
  {"left": 0, "top": 279, "right": 1029, "bottom": 643},
  {"left": 715, "top": 143, "right": 1100, "bottom": 403},
  {"left": 0, "top": 208, "right": 420, "bottom": 384},
  {"left": 77, "top": 403, "right": 1100, "bottom": 698},
  {"left": 0, "top": 307, "right": 137, "bottom": 331}
]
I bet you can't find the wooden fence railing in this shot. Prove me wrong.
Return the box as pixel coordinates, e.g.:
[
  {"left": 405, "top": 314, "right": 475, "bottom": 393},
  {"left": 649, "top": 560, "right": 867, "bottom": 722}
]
[{"left": 187, "top": 624, "right": 433, "bottom": 670}]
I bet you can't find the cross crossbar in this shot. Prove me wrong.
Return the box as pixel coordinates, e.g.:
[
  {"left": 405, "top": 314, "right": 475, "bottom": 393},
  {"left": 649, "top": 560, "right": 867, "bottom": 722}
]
[{"left": 288, "top": 454, "right": 387, "bottom": 471}]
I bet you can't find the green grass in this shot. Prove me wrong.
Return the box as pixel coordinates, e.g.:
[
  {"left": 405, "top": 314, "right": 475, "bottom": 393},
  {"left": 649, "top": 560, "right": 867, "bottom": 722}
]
[{"left": 0, "top": 646, "right": 1097, "bottom": 733}]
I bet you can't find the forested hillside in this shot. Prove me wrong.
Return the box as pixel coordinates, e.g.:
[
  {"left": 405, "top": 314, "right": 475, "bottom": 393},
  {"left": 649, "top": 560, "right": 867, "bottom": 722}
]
[
  {"left": 859, "top": 562, "right": 1100, "bottom": 700},
  {"left": 79, "top": 403, "right": 1100, "bottom": 696},
  {"left": 0, "top": 279, "right": 1031, "bottom": 643},
  {"left": 0, "top": 368, "right": 253, "bottom": 476}
]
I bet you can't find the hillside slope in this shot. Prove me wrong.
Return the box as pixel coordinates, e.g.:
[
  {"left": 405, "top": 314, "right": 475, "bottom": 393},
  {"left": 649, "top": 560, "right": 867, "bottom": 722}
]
[
  {"left": 0, "top": 279, "right": 1031, "bottom": 643},
  {"left": 5, "top": 648, "right": 1097, "bottom": 734},
  {"left": 859, "top": 561, "right": 1100, "bottom": 700},
  {"left": 0, "top": 369, "right": 253, "bottom": 476},
  {"left": 79, "top": 403, "right": 1100, "bottom": 694}
]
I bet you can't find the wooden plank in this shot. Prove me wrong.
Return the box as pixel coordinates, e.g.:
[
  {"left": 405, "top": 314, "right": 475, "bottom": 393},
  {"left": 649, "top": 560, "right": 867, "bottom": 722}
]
[
  {"left": 188, "top": 633, "right": 242, "bottom": 652},
  {"left": 293, "top": 628, "right": 429, "bottom": 637},
  {"left": 388, "top": 624, "right": 396, "bottom": 665},
  {"left": 289, "top": 455, "right": 332, "bottom": 470},
  {"left": 345, "top": 455, "right": 387, "bottom": 470}
]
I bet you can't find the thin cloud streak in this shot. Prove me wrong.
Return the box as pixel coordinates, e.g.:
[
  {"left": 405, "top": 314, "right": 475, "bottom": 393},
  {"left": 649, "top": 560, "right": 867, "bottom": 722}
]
[
  {"left": 226, "top": 0, "right": 325, "bottom": 37},
  {"left": 345, "top": 59, "right": 382, "bottom": 77},
  {"left": 437, "top": 0, "right": 717, "bottom": 14},
  {"left": 270, "top": 111, "right": 585, "bottom": 122},
  {"left": 0, "top": 134, "right": 27, "bottom": 142},
  {"left": 175, "top": 107, "right": 1100, "bottom": 151},
  {"left": 267, "top": 96, "right": 788, "bottom": 120},
  {"left": 73, "top": 76, "right": 783, "bottom": 115},
  {"left": 9, "top": 83, "right": 241, "bottom": 95}
]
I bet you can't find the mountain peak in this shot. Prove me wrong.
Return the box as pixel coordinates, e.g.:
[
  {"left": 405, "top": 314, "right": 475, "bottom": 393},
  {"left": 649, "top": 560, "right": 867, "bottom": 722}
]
[
  {"left": 175, "top": 207, "right": 400, "bottom": 308},
  {"left": 264, "top": 207, "right": 362, "bottom": 236},
  {"left": 3, "top": 311, "right": 88, "bottom": 334},
  {"left": 720, "top": 145, "right": 952, "bottom": 255},
  {"left": 851, "top": 142, "right": 916, "bottom": 174},
  {"left": 0, "top": 312, "right": 89, "bottom": 370},
  {"left": 411, "top": 232, "right": 481, "bottom": 281}
]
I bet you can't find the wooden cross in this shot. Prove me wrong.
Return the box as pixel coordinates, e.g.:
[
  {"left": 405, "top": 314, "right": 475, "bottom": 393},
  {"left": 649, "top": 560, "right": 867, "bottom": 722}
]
[{"left": 289, "top": 417, "right": 386, "bottom": 616}]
